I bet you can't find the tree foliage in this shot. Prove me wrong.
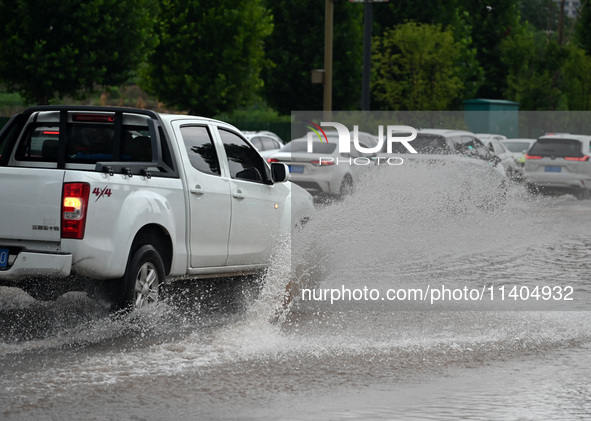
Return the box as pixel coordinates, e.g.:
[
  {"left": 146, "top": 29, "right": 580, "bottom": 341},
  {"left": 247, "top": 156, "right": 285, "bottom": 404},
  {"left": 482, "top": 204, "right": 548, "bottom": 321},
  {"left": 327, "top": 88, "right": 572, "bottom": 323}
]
[
  {"left": 373, "top": 0, "right": 470, "bottom": 31},
  {"left": 0, "top": 0, "right": 158, "bottom": 104},
  {"left": 373, "top": 0, "right": 519, "bottom": 100},
  {"left": 372, "top": 22, "right": 467, "bottom": 111},
  {"left": 459, "top": 0, "right": 522, "bottom": 98},
  {"left": 500, "top": 24, "right": 565, "bottom": 110},
  {"left": 0, "top": 0, "right": 590, "bottom": 113},
  {"left": 141, "top": 0, "right": 272, "bottom": 116},
  {"left": 499, "top": 15, "right": 591, "bottom": 111},
  {"left": 575, "top": 0, "right": 591, "bottom": 55},
  {"left": 519, "top": 0, "right": 561, "bottom": 32},
  {"left": 261, "top": 0, "right": 363, "bottom": 114},
  {"left": 562, "top": 46, "right": 591, "bottom": 110}
]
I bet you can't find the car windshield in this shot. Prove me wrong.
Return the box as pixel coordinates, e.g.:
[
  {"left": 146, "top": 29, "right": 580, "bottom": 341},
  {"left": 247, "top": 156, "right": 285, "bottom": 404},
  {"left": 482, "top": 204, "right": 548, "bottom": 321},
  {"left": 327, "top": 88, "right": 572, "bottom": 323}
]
[
  {"left": 388, "top": 134, "right": 450, "bottom": 154},
  {"left": 503, "top": 142, "right": 532, "bottom": 152},
  {"left": 280, "top": 140, "right": 337, "bottom": 154},
  {"left": 528, "top": 138, "right": 583, "bottom": 157}
]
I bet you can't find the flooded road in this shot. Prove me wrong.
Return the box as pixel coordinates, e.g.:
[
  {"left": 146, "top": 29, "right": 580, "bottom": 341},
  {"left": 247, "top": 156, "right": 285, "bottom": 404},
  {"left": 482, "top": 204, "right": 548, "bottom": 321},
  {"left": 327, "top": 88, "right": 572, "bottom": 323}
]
[{"left": 1, "top": 163, "right": 591, "bottom": 420}]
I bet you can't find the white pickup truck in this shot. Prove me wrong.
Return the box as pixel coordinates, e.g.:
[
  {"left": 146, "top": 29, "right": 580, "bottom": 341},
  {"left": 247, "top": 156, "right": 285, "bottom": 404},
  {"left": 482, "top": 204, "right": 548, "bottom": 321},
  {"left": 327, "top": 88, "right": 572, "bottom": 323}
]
[{"left": 0, "top": 106, "right": 314, "bottom": 309}]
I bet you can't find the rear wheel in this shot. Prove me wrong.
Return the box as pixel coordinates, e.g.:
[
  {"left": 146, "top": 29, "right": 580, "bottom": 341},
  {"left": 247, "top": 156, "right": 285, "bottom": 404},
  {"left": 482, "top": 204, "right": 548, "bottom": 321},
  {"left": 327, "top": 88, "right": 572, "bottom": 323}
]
[{"left": 113, "top": 244, "right": 165, "bottom": 311}]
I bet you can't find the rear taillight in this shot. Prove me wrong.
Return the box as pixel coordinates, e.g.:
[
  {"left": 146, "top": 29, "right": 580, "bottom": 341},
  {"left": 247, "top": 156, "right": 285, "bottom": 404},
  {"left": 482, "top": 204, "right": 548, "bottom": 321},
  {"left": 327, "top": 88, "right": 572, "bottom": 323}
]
[
  {"left": 525, "top": 154, "right": 542, "bottom": 160},
  {"left": 310, "top": 160, "right": 335, "bottom": 166},
  {"left": 267, "top": 158, "right": 279, "bottom": 163},
  {"left": 62, "top": 183, "right": 90, "bottom": 239},
  {"left": 564, "top": 155, "right": 590, "bottom": 161}
]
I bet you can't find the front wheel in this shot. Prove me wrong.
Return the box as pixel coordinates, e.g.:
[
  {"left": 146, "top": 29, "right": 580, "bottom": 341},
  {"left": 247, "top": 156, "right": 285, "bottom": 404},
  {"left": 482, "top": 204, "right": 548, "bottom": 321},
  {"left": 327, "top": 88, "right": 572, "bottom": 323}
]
[{"left": 114, "top": 244, "right": 165, "bottom": 311}]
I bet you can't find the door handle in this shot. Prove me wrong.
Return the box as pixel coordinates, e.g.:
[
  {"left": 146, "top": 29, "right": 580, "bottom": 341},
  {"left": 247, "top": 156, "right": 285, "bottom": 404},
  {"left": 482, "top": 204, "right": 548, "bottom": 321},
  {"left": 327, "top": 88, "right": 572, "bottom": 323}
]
[
  {"left": 190, "top": 184, "right": 204, "bottom": 195},
  {"left": 233, "top": 189, "right": 245, "bottom": 199}
]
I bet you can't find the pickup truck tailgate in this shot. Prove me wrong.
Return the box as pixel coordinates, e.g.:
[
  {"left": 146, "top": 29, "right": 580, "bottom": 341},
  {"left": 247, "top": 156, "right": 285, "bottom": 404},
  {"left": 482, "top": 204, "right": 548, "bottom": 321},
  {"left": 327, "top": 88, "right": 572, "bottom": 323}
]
[{"left": 0, "top": 167, "right": 65, "bottom": 242}]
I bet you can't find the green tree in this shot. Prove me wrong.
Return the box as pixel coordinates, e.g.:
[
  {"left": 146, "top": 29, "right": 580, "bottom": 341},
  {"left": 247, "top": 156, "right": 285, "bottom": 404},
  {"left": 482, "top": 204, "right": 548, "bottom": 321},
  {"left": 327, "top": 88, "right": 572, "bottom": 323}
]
[
  {"left": 373, "top": 0, "right": 469, "bottom": 32},
  {"left": 575, "top": 0, "right": 591, "bottom": 55},
  {"left": 460, "top": 0, "right": 522, "bottom": 99},
  {"left": 372, "top": 22, "right": 466, "bottom": 110},
  {"left": 518, "top": 0, "right": 561, "bottom": 32},
  {"left": 562, "top": 45, "right": 591, "bottom": 110},
  {"left": 142, "top": 0, "right": 272, "bottom": 116},
  {"left": 500, "top": 24, "right": 568, "bottom": 110},
  {"left": 434, "top": 9, "right": 483, "bottom": 107},
  {"left": 261, "top": 0, "right": 363, "bottom": 114},
  {"left": 372, "top": 0, "right": 519, "bottom": 100},
  {"left": 0, "top": 0, "right": 158, "bottom": 104}
]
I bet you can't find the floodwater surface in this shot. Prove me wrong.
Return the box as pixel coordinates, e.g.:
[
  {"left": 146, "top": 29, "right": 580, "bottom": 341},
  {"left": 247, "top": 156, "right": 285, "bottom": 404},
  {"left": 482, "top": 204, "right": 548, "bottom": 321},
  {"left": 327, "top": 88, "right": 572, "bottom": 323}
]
[{"left": 1, "top": 162, "right": 590, "bottom": 420}]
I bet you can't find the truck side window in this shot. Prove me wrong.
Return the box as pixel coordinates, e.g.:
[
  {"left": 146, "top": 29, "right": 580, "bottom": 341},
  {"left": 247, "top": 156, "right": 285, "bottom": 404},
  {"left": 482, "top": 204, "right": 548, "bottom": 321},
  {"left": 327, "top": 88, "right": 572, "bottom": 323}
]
[
  {"left": 180, "top": 126, "right": 221, "bottom": 176},
  {"left": 219, "top": 128, "right": 267, "bottom": 183}
]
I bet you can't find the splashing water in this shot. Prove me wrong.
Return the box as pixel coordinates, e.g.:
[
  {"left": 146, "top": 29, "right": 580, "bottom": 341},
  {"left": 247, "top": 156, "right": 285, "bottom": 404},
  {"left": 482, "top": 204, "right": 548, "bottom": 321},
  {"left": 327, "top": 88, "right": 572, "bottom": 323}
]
[{"left": 1, "top": 160, "right": 591, "bottom": 420}]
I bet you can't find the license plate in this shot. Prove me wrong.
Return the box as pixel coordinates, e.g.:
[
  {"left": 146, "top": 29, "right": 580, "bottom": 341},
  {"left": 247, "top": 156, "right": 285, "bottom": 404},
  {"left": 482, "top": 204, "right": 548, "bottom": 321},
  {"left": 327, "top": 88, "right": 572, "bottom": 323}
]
[
  {"left": 545, "top": 166, "right": 562, "bottom": 173},
  {"left": 0, "top": 248, "right": 8, "bottom": 268},
  {"left": 289, "top": 165, "right": 304, "bottom": 174}
]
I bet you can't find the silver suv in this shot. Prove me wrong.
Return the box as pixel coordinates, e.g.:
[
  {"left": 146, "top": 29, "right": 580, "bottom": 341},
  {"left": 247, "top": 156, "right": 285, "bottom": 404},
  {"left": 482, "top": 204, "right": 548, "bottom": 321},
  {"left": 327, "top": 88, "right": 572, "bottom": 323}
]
[
  {"left": 525, "top": 133, "right": 591, "bottom": 197},
  {"left": 383, "top": 129, "right": 502, "bottom": 169}
]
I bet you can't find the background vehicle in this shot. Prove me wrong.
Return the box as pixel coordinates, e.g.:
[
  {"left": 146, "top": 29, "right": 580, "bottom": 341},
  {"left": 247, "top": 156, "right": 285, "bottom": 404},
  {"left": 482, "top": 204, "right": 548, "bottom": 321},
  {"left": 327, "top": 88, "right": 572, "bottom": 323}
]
[
  {"left": 524, "top": 133, "right": 591, "bottom": 197},
  {"left": 241, "top": 131, "right": 284, "bottom": 159},
  {"left": 377, "top": 128, "right": 508, "bottom": 208},
  {"left": 501, "top": 138, "right": 536, "bottom": 178},
  {"left": 381, "top": 129, "right": 506, "bottom": 175},
  {"left": 268, "top": 131, "right": 379, "bottom": 200},
  {"left": 0, "top": 106, "right": 314, "bottom": 309},
  {"left": 476, "top": 133, "right": 508, "bottom": 142},
  {"left": 478, "top": 136, "right": 521, "bottom": 180}
]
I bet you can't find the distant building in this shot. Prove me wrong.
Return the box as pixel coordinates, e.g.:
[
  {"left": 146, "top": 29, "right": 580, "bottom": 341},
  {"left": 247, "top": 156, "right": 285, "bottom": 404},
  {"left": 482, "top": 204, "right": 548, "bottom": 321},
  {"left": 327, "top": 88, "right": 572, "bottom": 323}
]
[{"left": 553, "top": 0, "right": 581, "bottom": 17}]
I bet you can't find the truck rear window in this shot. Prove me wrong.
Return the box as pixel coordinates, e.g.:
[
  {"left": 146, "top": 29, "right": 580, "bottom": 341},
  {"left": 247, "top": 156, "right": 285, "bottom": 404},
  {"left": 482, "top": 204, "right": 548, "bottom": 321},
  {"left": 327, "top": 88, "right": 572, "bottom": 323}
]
[{"left": 15, "top": 124, "right": 153, "bottom": 164}]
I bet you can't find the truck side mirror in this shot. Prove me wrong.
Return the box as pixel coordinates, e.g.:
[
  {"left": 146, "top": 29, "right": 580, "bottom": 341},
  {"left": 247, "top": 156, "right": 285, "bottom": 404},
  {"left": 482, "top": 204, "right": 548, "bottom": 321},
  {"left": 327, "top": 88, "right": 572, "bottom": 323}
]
[{"left": 271, "top": 162, "right": 290, "bottom": 183}]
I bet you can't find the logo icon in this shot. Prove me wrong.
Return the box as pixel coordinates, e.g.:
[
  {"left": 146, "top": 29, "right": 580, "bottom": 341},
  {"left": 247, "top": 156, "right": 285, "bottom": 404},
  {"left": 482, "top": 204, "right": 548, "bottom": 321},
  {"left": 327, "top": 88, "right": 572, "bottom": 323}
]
[{"left": 302, "top": 120, "right": 328, "bottom": 143}]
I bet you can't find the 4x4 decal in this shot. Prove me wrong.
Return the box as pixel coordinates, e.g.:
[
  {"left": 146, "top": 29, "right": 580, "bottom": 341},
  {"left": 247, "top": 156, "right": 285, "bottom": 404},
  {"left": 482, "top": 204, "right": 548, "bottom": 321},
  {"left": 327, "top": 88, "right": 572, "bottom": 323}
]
[{"left": 93, "top": 186, "right": 112, "bottom": 201}]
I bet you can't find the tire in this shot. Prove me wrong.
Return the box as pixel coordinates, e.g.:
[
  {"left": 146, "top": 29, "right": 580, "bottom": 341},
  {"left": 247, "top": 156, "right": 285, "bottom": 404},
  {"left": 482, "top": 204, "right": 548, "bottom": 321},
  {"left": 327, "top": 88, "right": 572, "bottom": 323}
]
[{"left": 113, "top": 244, "right": 165, "bottom": 311}]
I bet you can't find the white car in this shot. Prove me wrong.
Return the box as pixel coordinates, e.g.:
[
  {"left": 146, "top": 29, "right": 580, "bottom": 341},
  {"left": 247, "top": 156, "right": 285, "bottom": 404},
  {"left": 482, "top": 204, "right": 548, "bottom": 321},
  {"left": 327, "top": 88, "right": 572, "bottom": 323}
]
[
  {"left": 524, "top": 133, "right": 591, "bottom": 197},
  {"left": 476, "top": 133, "right": 508, "bottom": 142},
  {"left": 376, "top": 128, "right": 508, "bottom": 205},
  {"left": 242, "top": 131, "right": 284, "bottom": 159},
  {"left": 379, "top": 129, "right": 506, "bottom": 175},
  {"left": 267, "top": 131, "right": 379, "bottom": 199},
  {"left": 479, "top": 137, "right": 521, "bottom": 180},
  {"left": 501, "top": 138, "right": 536, "bottom": 164},
  {"left": 501, "top": 138, "right": 536, "bottom": 178}
]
